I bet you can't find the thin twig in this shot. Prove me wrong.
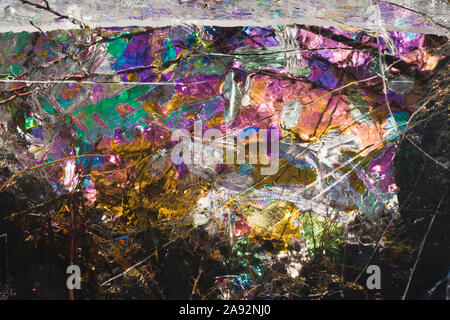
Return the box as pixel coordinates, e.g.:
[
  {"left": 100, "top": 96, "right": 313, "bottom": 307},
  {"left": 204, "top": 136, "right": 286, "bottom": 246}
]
[
  {"left": 401, "top": 194, "right": 446, "bottom": 300},
  {"left": 0, "top": 154, "right": 113, "bottom": 192}
]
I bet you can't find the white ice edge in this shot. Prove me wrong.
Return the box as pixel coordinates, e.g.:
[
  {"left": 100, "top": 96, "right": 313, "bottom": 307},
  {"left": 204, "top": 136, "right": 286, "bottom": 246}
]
[{"left": 0, "top": 17, "right": 448, "bottom": 37}]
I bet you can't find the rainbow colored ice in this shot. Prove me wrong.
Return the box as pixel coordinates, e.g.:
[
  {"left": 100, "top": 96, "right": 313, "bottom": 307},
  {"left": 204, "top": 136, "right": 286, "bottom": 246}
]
[{"left": 0, "top": 21, "right": 447, "bottom": 296}]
